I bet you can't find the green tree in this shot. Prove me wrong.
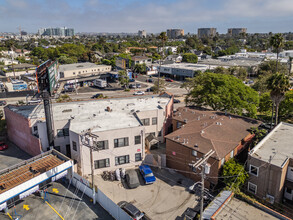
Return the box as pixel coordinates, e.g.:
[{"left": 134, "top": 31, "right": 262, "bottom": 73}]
[
  {"left": 182, "top": 53, "right": 198, "bottom": 63},
  {"left": 180, "top": 77, "right": 195, "bottom": 93},
  {"left": 134, "top": 64, "right": 146, "bottom": 74},
  {"left": 267, "top": 73, "right": 290, "bottom": 125},
  {"left": 270, "top": 33, "right": 284, "bottom": 72},
  {"left": 186, "top": 72, "right": 259, "bottom": 117},
  {"left": 118, "top": 70, "right": 129, "bottom": 89},
  {"left": 279, "top": 90, "right": 293, "bottom": 121},
  {"left": 249, "top": 127, "right": 268, "bottom": 148},
  {"left": 153, "top": 77, "right": 166, "bottom": 94},
  {"left": 222, "top": 159, "right": 248, "bottom": 189},
  {"left": 157, "top": 32, "right": 168, "bottom": 91},
  {"left": 258, "top": 92, "right": 273, "bottom": 114}
]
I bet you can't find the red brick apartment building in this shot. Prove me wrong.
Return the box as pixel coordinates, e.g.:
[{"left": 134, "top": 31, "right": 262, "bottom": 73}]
[{"left": 165, "top": 107, "right": 260, "bottom": 188}]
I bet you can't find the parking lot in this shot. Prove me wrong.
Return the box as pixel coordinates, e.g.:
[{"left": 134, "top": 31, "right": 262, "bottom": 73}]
[
  {"left": 1, "top": 181, "right": 113, "bottom": 220},
  {"left": 95, "top": 167, "right": 198, "bottom": 220},
  {"left": 0, "top": 141, "right": 31, "bottom": 171}
]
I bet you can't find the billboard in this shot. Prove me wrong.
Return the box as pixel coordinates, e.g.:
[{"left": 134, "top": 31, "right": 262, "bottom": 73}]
[{"left": 36, "top": 60, "right": 59, "bottom": 95}]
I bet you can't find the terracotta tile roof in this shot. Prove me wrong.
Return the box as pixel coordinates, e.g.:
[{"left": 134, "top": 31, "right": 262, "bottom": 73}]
[{"left": 166, "top": 107, "right": 261, "bottom": 159}]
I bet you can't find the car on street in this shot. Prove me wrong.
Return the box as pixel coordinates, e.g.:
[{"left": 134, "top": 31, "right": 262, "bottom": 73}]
[
  {"left": 165, "top": 78, "right": 174, "bottom": 82},
  {"left": 146, "top": 87, "right": 154, "bottom": 92},
  {"left": 134, "top": 91, "right": 145, "bottom": 96},
  {"left": 129, "top": 78, "right": 135, "bottom": 82},
  {"left": 119, "top": 201, "right": 144, "bottom": 220},
  {"left": 174, "top": 99, "right": 181, "bottom": 103},
  {"left": 0, "top": 142, "right": 8, "bottom": 151},
  {"left": 28, "top": 99, "right": 42, "bottom": 104},
  {"left": 91, "top": 93, "right": 104, "bottom": 99},
  {"left": 62, "top": 87, "right": 76, "bottom": 93},
  {"left": 136, "top": 84, "right": 141, "bottom": 88},
  {"left": 146, "top": 79, "right": 153, "bottom": 83},
  {"left": 125, "top": 169, "right": 140, "bottom": 189},
  {"left": 0, "top": 100, "right": 7, "bottom": 106},
  {"left": 139, "top": 165, "right": 156, "bottom": 184}
]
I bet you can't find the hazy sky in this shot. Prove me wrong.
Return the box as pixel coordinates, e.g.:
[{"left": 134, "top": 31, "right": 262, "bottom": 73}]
[{"left": 0, "top": 0, "right": 293, "bottom": 34}]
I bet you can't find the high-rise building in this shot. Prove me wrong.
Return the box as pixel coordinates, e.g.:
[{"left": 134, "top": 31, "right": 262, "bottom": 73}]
[
  {"left": 38, "top": 27, "right": 74, "bottom": 37},
  {"left": 138, "top": 30, "right": 146, "bottom": 38},
  {"left": 227, "top": 28, "right": 247, "bottom": 36},
  {"left": 197, "top": 28, "right": 217, "bottom": 38},
  {"left": 166, "top": 29, "right": 184, "bottom": 39}
]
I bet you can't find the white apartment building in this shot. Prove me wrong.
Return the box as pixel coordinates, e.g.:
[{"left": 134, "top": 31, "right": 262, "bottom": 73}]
[
  {"left": 59, "top": 62, "right": 111, "bottom": 79},
  {"left": 5, "top": 95, "right": 173, "bottom": 176}
]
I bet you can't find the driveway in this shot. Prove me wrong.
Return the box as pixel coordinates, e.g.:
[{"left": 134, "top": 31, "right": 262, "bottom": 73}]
[{"left": 94, "top": 167, "right": 198, "bottom": 220}]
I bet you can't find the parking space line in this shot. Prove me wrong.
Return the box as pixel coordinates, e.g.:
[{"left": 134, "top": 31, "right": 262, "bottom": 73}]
[
  {"left": 45, "top": 201, "right": 64, "bottom": 220},
  {"left": 6, "top": 212, "right": 12, "bottom": 220}
]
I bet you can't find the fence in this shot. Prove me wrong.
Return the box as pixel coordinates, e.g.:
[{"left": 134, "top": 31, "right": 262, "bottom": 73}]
[{"left": 71, "top": 172, "right": 131, "bottom": 220}]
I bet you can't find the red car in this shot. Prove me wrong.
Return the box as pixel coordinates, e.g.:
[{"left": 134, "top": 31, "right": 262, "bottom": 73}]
[
  {"left": 165, "top": 78, "right": 174, "bottom": 82},
  {"left": 0, "top": 142, "right": 8, "bottom": 151}
]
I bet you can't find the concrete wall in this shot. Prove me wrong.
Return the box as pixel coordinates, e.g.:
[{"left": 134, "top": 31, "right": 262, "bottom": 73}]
[
  {"left": 5, "top": 107, "right": 42, "bottom": 156},
  {"left": 163, "top": 96, "right": 173, "bottom": 136},
  {"left": 60, "top": 65, "right": 111, "bottom": 79},
  {"left": 70, "top": 126, "right": 145, "bottom": 176}
]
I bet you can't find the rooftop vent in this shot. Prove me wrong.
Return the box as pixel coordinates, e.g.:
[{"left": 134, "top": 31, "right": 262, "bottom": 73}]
[
  {"left": 106, "top": 106, "right": 112, "bottom": 112},
  {"left": 197, "top": 116, "right": 200, "bottom": 121},
  {"left": 201, "top": 130, "right": 205, "bottom": 134},
  {"left": 62, "top": 109, "right": 72, "bottom": 113},
  {"left": 216, "top": 122, "right": 222, "bottom": 125},
  {"left": 176, "top": 135, "right": 180, "bottom": 140},
  {"left": 184, "top": 119, "right": 188, "bottom": 123},
  {"left": 194, "top": 144, "right": 198, "bottom": 148}
]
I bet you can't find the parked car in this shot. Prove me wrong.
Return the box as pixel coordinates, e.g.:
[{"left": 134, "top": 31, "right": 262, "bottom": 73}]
[
  {"left": 146, "top": 79, "right": 153, "bottom": 83},
  {"left": 0, "top": 100, "right": 7, "bottom": 106},
  {"left": 62, "top": 87, "right": 75, "bottom": 93},
  {"left": 146, "top": 87, "right": 154, "bottom": 92},
  {"left": 129, "top": 84, "right": 136, "bottom": 89},
  {"left": 139, "top": 165, "right": 156, "bottom": 184},
  {"left": 129, "top": 78, "right": 135, "bottom": 82},
  {"left": 119, "top": 201, "right": 144, "bottom": 220},
  {"left": 125, "top": 169, "right": 140, "bottom": 188},
  {"left": 134, "top": 91, "right": 145, "bottom": 96},
  {"left": 0, "top": 142, "right": 8, "bottom": 151},
  {"left": 174, "top": 99, "right": 181, "bottom": 103},
  {"left": 165, "top": 78, "right": 173, "bottom": 82},
  {"left": 91, "top": 93, "right": 103, "bottom": 99},
  {"left": 28, "top": 99, "right": 42, "bottom": 104},
  {"left": 136, "top": 84, "right": 141, "bottom": 88}
]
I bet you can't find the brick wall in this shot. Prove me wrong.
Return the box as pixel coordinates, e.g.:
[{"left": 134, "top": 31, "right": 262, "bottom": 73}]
[{"left": 5, "top": 107, "right": 42, "bottom": 156}]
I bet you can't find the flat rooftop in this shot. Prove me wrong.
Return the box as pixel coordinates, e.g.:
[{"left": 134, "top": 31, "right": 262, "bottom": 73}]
[
  {"left": 0, "top": 151, "right": 65, "bottom": 194},
  {"left": 160, "top": 63, "right": 209, "bottom": 70},
  {"left": 198, "top": 58, "right": 261, "bottom": 67},
  {"left": 249, "top": 122, "right": 293, "bottom": 167},
  {"left": 6, "top": 96, "right": 171, "bottom": 132},
  {"left": 59, "top": 62, "right": 110, "bottom": 72}
]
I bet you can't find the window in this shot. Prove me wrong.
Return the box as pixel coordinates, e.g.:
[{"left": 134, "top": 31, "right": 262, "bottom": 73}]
[
  {"left": 177, "top": 122, "right": 182, "bottom": 128},
  {"left": 152, "top": 117, "right": 157, "bottom": 125},
  {"left": 286, "top": 187, "right": 292, "bottom": 194},
  {"left": 94, "top": 140, "right": 108, "bottom": 150},
  {"left": 141, "top": 118, "right": 150, "bottom": 126},
  {"left": 249, "top": 165, "right": 259, "bottom": 176},
  {"left": 57, "top": 128, "right": 69, "bottom": 137},
  {"left": 158, "top": 130, "right": 162, "bottom": 137},
  {"left": 230, "top": 150, "right": 234, "bottom": 158},
  {"left": 135, "top": 135, "right": 141, "bottom": 145},
  {"left": 115, "top": 155, "right": 130, "bottom": 165},
  {"left": 248, "top": 182, "right": 257, "bottom": 194},
  {"left": 94, "top": 158, "right": 110, "bottom": 169},
  {"left": 33, "top": 126, "right": 38, "bottom": 132},
  {"left": 114, "top": 137, "right": 129, "bottom": 148},
  {"left": 135, "top": 153, "right": 142, "bottom": 161},
  {"left": 192, "top": 150, "right": 197, "bottom": 157},
  {"left": 72, "top": 141, "right": 77, "bottom": 151},
  {"left": 221, "top": 158, "right": 225, "bottom": 166}
]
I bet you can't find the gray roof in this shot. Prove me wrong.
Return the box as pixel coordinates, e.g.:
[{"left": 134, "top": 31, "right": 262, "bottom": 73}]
[
  {"left": 59, "top": 62, "right": 110, "bottom": 72},
  {"left": 249, "top": 122, "right": 293, "bottom": 167}
]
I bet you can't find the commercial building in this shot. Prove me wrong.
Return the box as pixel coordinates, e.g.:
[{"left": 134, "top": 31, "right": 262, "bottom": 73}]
[
  {"left": 167, "top": 29, "right": 184, "bottom": 39},
  {"left": 59, "top": 63, "right": 111, "bottom": 79},
  {"left": 0, "top": 149, "right": 73, "bottom": 211},
  {"left": 247, "top": 122, "right": 293, "bottom": 204},
  {"left": 5, "top": 95, "right": 173, "bottom": 176},
  {"left": 38, "top": 27, "right": 74, "bottom": 37},
  {"left": 197, "top": 28, "right": 217, "bottom": 38},
  {"left": 132, "top": 56, "right": 152, "bottom": 66},
  {"left": 158, "top": 63, "right": 212, "bottom": 80},
  {"left": 138, "top": 30, "right": 147, "bottom": 38},
  {"left": 227, "top": 28, "right": 247, "bottom": 36},
  {"left": 165, "top": 107, "right": 260, "bottom": 188}
]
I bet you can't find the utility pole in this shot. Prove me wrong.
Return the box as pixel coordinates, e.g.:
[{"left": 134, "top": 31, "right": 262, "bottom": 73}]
[
  {"left": 81, "top": 130, "right": 99, "bottom": 204},
  {"left": 190, "top": 149, "right": 214, "bottom": 220}
]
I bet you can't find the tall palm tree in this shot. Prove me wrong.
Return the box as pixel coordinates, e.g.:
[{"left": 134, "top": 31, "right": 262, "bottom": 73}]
[
  {"left": 157, "top": 32, "right": 168, "bottom": 92},
  {"left": 270, "top": 33, "right": 284, "bottom": 72},
  {"left": 267, "top": 72, "right": 290, "bottom": 126}
]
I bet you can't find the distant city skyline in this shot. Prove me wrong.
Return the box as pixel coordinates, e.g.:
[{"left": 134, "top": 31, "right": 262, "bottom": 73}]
[{"left": 0, "top": 0, "right": 292, "bottom": 34}]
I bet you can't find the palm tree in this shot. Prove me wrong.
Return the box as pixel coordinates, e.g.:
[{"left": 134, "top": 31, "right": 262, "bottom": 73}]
[
  {"left": 270, "top": 33, "right": 284, "bottom": 72},
  {"left": 157, "top": 32, "right": 168, "bottom": 92},
  {"left": 267, "top": 72, "right": 290, "bottom": 126}
]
